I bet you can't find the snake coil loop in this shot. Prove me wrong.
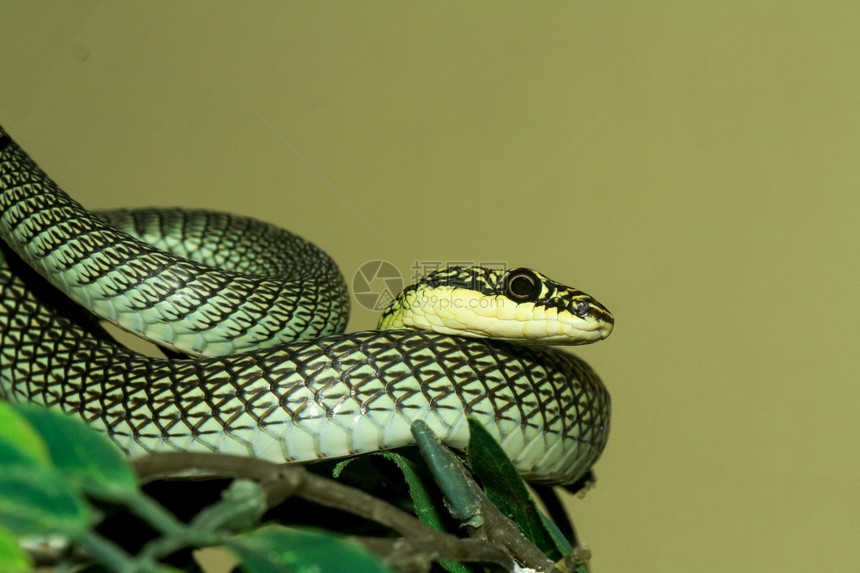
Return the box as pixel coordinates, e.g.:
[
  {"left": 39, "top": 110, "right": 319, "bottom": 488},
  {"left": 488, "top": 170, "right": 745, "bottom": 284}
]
[{"left": 0, "top": 126, "right": 611, "bottom": 485}]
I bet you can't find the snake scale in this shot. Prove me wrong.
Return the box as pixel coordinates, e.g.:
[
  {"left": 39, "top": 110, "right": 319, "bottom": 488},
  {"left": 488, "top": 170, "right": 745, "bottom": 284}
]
[{"left": 0, "top": 125, "right": 612, "bottom": 485}]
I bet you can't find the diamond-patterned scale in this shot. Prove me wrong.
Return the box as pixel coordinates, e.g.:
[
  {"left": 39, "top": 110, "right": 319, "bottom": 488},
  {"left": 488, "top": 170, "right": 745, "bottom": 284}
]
[{"left": 0, "top": 140, "right": 349, "bottom": 355}]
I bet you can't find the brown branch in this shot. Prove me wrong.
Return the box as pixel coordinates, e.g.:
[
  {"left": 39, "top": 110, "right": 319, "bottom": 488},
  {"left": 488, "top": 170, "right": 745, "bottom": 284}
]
[
  {"left": 132, "top": 452, "right": 290, "bottom": 483},
  {"left": 130, "top": 452, "right": 524, "bottom": 570},
  {"left": 355, "top": 537, "right": 514, "bottom": 573},
  {"left": 134, "top": 452, "right": 440, "bottom": 539},
  {"left": 436, "top": 454, "right": 557, "bottom": 572},
  {"left": 555, "top": 545, "right": 592, "bottom": 573},
  {"left": 474, "top": 493, "right": 557, "bottom": 571}
]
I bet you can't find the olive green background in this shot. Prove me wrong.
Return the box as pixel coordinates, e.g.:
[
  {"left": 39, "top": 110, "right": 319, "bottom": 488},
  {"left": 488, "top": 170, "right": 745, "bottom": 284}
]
[{"left": 1, "top": 3, "right": 857, "bottom": 571}]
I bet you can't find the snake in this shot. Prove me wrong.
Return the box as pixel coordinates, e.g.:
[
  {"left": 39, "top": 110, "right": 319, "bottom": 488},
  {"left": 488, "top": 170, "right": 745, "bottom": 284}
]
[{"left": 0, "top": 125, "right": 613, "bottom": 485}]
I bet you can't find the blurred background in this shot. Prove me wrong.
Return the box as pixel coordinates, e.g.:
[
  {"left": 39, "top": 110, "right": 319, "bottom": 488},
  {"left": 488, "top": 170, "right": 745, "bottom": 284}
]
[{"left": 1, "top": 3, "right": 857, "bottom": 571}]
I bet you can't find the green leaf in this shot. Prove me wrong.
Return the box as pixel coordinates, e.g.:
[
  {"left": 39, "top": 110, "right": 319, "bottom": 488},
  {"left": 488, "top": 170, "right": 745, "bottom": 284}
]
[
  {"left": 229, "top": 524, "right": 390, "bottom": 573},
  {"left": 372, "top": 453, "right": 472, "bottom": 573},
  {"left": 333, "top": 452, "right": 471, "bottom": 573},
  {"left": 0, "top": 402, "right": 51, "bottom": 468},
  {"left": 532, "top": 483, "right": 577, "bottom": 547},
  {"left": 466, "top": 417, "right": 566, "bottom": 560},
  {"left": 540, "top": 512, "right": 572, "bottom": 554},
  {"left": 0, "top": 405, "right": 93, "bottom": 542},
  {"left": 374, "top": 452, "right": 445, "bottom": 530},
  {"left": 190, "top": 479, "right": 266, "bottom": 533},
  {"left": 0, "top": 467, "right": 92, "bottom": 538},
  {"left": 13, "top": 404, "right": 138, "bottom": 499},
  {"left": 0, "top": 526, "right": 31, "bottom": 573}
]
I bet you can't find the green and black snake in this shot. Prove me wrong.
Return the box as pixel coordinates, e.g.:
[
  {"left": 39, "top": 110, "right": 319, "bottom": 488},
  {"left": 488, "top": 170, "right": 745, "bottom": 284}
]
[{"left": 0, "top": 125, "right": 613, "bottom": 485}]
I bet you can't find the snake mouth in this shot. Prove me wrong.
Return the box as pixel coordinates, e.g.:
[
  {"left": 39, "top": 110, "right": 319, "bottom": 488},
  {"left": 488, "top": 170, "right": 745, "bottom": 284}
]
[
  {"left": 587, "top": 320, "right": 614, "bottom": 341},
  {"left": 558, "top": 314, "right": 613, "bottom": 344},
  {"left": 486, "top": 312, "right": 613, "bottom": 346},
  {"left": 591, "top": 309, "right": 615, "bottom": 338},
  {"left": 594, "top": 320, "right": 614, "bottom": 341}
]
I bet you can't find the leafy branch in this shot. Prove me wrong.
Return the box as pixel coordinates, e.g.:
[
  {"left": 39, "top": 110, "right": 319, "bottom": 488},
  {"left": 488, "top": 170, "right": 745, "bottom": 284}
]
[{"left": 0, "top": 402, "right": 595, "bottom": 572}]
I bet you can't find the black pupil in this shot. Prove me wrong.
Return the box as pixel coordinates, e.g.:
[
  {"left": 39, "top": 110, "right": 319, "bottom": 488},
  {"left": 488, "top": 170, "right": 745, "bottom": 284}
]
[{"left": 510, "top": 274, "right": 536, "bottom": 298}]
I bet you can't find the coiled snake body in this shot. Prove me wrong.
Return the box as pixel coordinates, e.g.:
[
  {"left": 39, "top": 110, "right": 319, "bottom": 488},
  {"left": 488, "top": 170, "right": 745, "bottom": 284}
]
[{"left": 0, "top": 126, "right": 612, "bottom": 485}]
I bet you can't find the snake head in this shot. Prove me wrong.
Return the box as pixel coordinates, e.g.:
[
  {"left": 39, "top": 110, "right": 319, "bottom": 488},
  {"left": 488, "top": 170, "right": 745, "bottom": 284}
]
[{"left": 377, "top": 265, "right": 613, "bottom": 345}]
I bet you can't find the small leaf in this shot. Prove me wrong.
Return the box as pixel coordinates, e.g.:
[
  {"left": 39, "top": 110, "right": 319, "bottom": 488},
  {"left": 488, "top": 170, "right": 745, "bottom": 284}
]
[
  {"left": 229, "top": 524, "right": 390, "bottom": 573},
  {"left": 373, "top": 453, "right": 445, "bottom": 531},
  {"left": 466, "top": 417, "right": 566, "bottom": 560},
  {"left": 372, "top": 453, "right": 472, "bottom": 573},
  {"left": 0, "top": 467, "right": 91, "bottom": 538},
  {"left": 0, "top": 402, "right": 51, "bottom": 468},
  {"left": 190, "top": 479, "right": 266, "bottom": 533},
  {"left": 532, "top": 484, "right": 576, "bottom": 550},
  {"left": 331, "top": 458, "right": 353, "bottom": 478},
  {"left": 13, "top": 404, "right": 138, "bottom": 499},
  {"left": 333, "top": 451, "right": 472, "bottom": 573},
  {"left": 0, "top": 526, "right": 31, "bottom": 573},
  {"left": 540, "top": 512, "right": 572, "bottom": 554}
]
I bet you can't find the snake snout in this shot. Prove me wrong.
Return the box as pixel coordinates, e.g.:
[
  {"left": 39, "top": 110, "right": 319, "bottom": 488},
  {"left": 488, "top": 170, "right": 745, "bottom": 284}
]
[
  {"left": 582, "top": 298, "right": 614, "bottom": 337},
  {"left": 589, "top": 305, "right": 614, "bottom": 341}
]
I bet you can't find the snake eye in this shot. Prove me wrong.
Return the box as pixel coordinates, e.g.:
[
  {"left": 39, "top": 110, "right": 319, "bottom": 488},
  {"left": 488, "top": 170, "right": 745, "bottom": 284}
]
[
  {"left": 504, "top": 268, "right": 542, "bottom": 302},
  {"left": 576, "top": 300, "right": 591, "bottom": 318}
]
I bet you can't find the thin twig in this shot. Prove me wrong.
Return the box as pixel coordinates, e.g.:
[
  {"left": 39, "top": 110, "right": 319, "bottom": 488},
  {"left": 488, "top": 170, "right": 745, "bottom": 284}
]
[
  {"left": 133, "top": 452, "right": 441, "bottom": 540},
  {"left": 77, "top": 531, "right": 139, "bottom": 573},
  {"left": 132, "top": 452, "right": 287, "bottom": 484},
  {"left": 130, "top": 451, "right": 523, "bottom": 570},
  {"left": 473, "top": 493, "right": 557, "bottom": 571},
  {"left": 295, "top": 466, "right": 451, "bottom": 540},
  {"left": 408, "top": 422, "right": 558, "bottom": 572},
  {"left": 441, "top": 453, "right": 557, "bottom": 572},
  {"left": 355, "top": 537, "right": 514, "bottom": 572}
]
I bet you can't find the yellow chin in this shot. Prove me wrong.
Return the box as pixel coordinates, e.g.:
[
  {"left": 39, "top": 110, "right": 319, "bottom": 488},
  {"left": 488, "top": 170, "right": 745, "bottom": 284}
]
[{"left": 379, "top": 287, "right": 612, "bottom": 345}]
